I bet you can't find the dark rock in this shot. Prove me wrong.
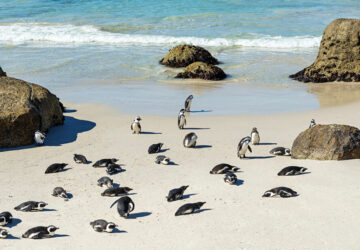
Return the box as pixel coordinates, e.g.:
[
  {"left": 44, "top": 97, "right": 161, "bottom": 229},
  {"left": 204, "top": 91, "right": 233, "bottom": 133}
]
[
  {"left": 290, "top": 18, "right": 360, "bottom": 83},
  {"left": 176, "top": 62, "right": 226, "bottom": 81},
  {"left": 291, "top": 124, "right": 360, "bottom": 160},
  {"left": 0, "top": 77, "right": 64, "bottom": 148},
  {"left": 0, "top": 67, "right": 6, "bottom": 77},
  {"left": 160, "top": 44, "right": 218, "bottom": 68}
]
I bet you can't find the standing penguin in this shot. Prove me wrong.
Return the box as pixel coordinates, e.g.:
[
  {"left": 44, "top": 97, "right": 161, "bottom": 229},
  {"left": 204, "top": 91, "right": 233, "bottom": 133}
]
[
  {"left": 250, "top": 127, "right": 260, "bottom": 145},
  {"left": 183, "top": 132, "right": 198, "bottom": 148},
  {"left": 131, "top": 116, "right": 142, "bottom": 134},
  {"left": 0, "top": 228, "right": 8, "bottom": 239},
  {"left": 178, "top": 109, "right": 186, "bottom": 129},
  {"left": 309, "top": 119, "right": 316, "bottom": 128},
  {"left": 52, "top": 187, "right": 69, "bottom": 201},
  {"left": 34, "top": 131, "right": 46, "bottom": 145},
  {"left": 73, "top": 154, "right": 88, "bottom": 164},
  {"left": 184, "top": 95, "right": 193, "bottom": 112},
  {"left": 237, "top": 136, "right": 252, "bottom": 159},
  {"left": 0, "top": 212, "right": 12, "bottom": 226},
  {"left": 110, "top": 196, "right": 135, "bottom": 218},
  {"left": 22, "top": 225, "right": 59, "bottom": 239}
]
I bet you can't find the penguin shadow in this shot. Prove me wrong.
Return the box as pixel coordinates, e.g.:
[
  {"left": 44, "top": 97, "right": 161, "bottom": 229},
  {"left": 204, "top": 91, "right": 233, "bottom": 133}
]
[
  {"left": 195, "top": 145, "right": 212, "bottom": 149},
  {"left": 182, "top": 193, "right": 197, "bottom": 200},
  {"left": 124, "top": 192, "right": 137, "bottom": 196},
  {"left": 189, "top": 110, "right": 212, "bottom": 113},
  {"left": 66, "top": 193, "right": 74, "bottom": 200},
  {"left": 167, "top": 161, "right": 178, "bottom": 166},
  {"left": 42, "top": 208, "right": 57, "bottom": 212},
  {"left": 58, "top": 167, "right": 73, "bottom": 173},
  {"left": 7, "top": 218, "right": 22, "bottom": 228},
  {"left": 53, "top": 234, "right": 70, "bottom": 238},
  {"left": 279, "top": 172, "right": 311, "bottom": 176},
  {"left": 63, "top": 109, "right": 77, "bottom": 113},
  {"left": 141, "top": 132, "right": 162, "bottom": 135},
  {"left": 6, "top": 234, "right": 20, "bottom": 240},
  {"left": 107, "top": 169, "right": 126, "bottom": 176},
  {"left": 182, "top": 127, "right": 210, "bottom": 130},
  {"left": 112, "top": 228, "right": 127, "bottom": 234},
  {"left": 234, "top": 179, "right": 244, "bottom": 186},
  {"left": 193, "top": 208, "right": 212, "bottom": 214},
  {"left": 159, "top": 148, "right": 170, "bottom": 153},
  {"left": 128, "top": 212, "right": 152, "bottom": 219},
  {"left": 257, "top": 142, "right": 277, "bottom": 146},
  {"left": 246, "top": 156, "right": 275, "bottom": 160}
]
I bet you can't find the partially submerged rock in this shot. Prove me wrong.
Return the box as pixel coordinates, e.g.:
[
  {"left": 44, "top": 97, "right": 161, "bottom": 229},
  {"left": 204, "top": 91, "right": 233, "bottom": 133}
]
[
  {"left": 291, "top": 124, "right": 360, "bottom": 160},
  {"left": 0, "top": 77, "right": 64, "bottom": 148},
  {"left": 160, "top": 44, "right": 219, "bottom": 68},
  {"left": 176, "top": 62, "right": 226, "bottom": 81},
  {"left": 290, "top": 18, "right": 360, "bottom": 83},
  {"left": 0, "top": 67, "right": 6, "bottom": 77}
]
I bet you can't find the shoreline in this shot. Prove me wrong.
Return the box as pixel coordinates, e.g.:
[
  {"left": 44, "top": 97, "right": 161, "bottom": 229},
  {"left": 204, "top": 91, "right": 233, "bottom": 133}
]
[{"left": 1, "top": 100, "right": 360, "bottom": 249}]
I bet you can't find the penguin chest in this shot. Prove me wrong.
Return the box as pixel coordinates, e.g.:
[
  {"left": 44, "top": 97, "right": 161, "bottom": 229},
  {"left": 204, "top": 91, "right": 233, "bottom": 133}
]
[
  {"left": 179, "top": 117, "right": 185, "bottom": 127},
  {"left": 239, "top": 144, "right": 248, "bottom": 155},
  {"left": 251, "top": 133, "right": 259, "bottom": 144},
  {"left": 133, "top": 123, "right": 141, "bottom": 133}
]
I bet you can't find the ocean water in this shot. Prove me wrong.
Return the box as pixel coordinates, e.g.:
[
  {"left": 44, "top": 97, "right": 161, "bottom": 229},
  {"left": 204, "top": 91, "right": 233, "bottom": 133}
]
[{"left": 1, "top": 0, "right": 360, "bottom": 115}]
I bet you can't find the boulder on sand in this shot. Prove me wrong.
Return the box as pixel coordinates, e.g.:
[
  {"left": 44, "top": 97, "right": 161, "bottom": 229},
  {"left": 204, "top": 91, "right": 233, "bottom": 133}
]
[
  {"left": 175, "top": 62, "right": 226, "bottom": 81},
  {"left": 0, "top": 76, "right": 64, "bottom": 148},
  {"left": 160, "top": 44, "right": 219, "bottom": 68},
  {"left": 290, "top": 18, "right": 360, "bottom": 82},
  {"left": 291, "top": 124, "right": 360, "bottom": 160}
]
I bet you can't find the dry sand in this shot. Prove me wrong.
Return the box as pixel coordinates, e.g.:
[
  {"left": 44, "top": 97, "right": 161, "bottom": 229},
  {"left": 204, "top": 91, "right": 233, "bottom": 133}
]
[{"left": 1, "top": 101, "right": 360, "bottom": 250}]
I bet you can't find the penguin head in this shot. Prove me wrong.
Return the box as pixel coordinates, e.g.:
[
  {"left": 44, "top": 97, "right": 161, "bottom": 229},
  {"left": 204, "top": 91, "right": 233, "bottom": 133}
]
[
  {"left": 111, "top": 158, "right": 119, "bottom": 163},
  {"left": 0, "top": 229, "right": 8, "bottom": 238},
  {"left": 188, "top": 95, "right": 193, "bottom": 100},
  {"left": 0, "top": 217, "right": 5, "bottom": 225},
  {"left": 106, "top": 222, "right": 117, "bottom": 232},
  {"left": 285, "top": 148, "right": 291, "bottom": 156},
  {"left": 197, "top": 202, "right": 206, "bottom": 208},
  {"left": 135, "top": 116, "right": 142, "bottom": 122},
  {"left": 179, "top": 109, "right": 185, "bottom": 115},
  {"left": 106, "top": 181, "right": 114, "bottom": 188},
  {"left": 262, "top": 191, "right": 272, "bottom": 197},
  {"left": 38, "top": 202, "right": 48, "bottom": 209},
  {"left": 60, "top": 192, "right": 69, "bottom": 200},
  {"left": 300, "top": 167, "right": 307, "bottom": 173},
  {"left": 252, "top": 127, "right": 258, "bottom": 133},
  {"left": 47, "top": 225, "right": 59, "bottom": 235}
]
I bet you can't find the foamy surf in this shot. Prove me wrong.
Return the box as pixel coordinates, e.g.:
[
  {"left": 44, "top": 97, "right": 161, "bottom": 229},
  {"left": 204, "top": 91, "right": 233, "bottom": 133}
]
[{"left": 0, "top": 23, "right": 321, "bottom": 49}]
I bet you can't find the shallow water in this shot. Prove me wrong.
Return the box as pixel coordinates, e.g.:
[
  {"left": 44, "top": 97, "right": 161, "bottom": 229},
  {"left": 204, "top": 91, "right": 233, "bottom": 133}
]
[{"left": 1, "top": 0, "right": 360, "bottom": 115}]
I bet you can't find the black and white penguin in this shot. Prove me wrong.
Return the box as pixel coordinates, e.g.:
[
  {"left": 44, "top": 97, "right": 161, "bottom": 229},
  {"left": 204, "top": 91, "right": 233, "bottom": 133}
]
[
  {"left": 262, "top": 187, "right": 298, "bottom": 198},
  {"left": 224, "top": 172, "right": 237, "bottom": 185},
  {"left": 90, "top": 219, "right": 117, "bottom": 233},
  {"left": 184, "top": 95, "right": 193, "bottom": 112},
  {"left": 106, "top": 163, "right": 122, "bottom": 175},
  {"left": 0, "top": 212, "right": 12, "bottom": 226},
  {"left": 22, "top": 225, "right": 59, "bottom": 239},
  {"left": 183, "top": 132, "right": 197, "bottom": 148},
  {"left": 34, "top": 131, "right": 46, "bottom": 145},
  {"left": 269, "top": 147, "right": 291, "bottom": 156},
  {"left": 166, "top": 186, "right": 188, "bottom": 202},
  {"left": 175, "top": 202, "right": 206, "bottom": 216},
  {"left": 0, "top": 228, "right": 8, "bottom": 239},
  {"left": 131, "top": 116, "right": 142, "bottom": 134},
  {"left": 237, "top": 136, "right": 252, "bottom": 159},
  {"left": 14, "top": 201, "right": 48, "bottom": 212},
  {"left": 73, "top": 154, "right": 88, "bottom": 164},
  {"left": 97, "top": 177, "right": 114, "bottom": 188},
  {"left": 250, "top": 127, "right": 260, "bottom": 145},
  {"left": 277, "top": 166, "right": 307, "bottom": 176},
  {"left": 93, "top": 158, "right": 118, "bottom": 168},
  {"left": 110, "top": 196, "right": 135, "bottom": 218},
  {"left": 52, "top": 187, "right": 69, "bottom": 201},
  {"left": 155, "top": 155, "right": 170, "bottom": 165},
  {"left": 209, "top": 163, "right": 239, "bottom": 174},
  {"left": 45, "top": 163, "right": 68, "bottom": 174},
  {"left": 309, "top": 119, "right": 316, "bottom": 128},
  {"left": 101, "top": 187, "right": 132, "bottom": 197},
  {"left": 148, "top": 143, "right": 163, "bottom": 154},
  {"left": 178, "top": 109, "right": 186, "bottom": 129}
]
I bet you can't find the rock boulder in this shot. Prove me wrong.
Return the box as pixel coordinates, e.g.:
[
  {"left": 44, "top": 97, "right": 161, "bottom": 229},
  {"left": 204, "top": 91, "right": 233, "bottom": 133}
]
[{"left": 175, "top": 62, "right": 226, "bottom": 81}]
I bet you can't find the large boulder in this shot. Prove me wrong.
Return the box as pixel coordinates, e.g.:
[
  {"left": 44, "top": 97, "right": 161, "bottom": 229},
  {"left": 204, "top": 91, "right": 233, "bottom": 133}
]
[
  {"left": 290, "top": 18, "right": 360, "bottom": 83},
  {"left": 0, "top": 77, "right": 64, "bottom": 148},
  {"left": 175, "top": 62, "right": 226, "bottom": 81},
  {"left": 160, "top": 44, "right": 219, "bottom": 67},
  {"left": 291, "top": 124, "right": 360, "bottom": 160},
  {"left": 0, "top": 67, "right": 6, "bottom": 77}
]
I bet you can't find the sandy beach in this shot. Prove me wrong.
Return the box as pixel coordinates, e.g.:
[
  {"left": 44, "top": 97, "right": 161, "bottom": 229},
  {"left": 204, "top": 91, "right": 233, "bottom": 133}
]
[{"left": 1, "top": 100, "right": 360, "bottom": 249}]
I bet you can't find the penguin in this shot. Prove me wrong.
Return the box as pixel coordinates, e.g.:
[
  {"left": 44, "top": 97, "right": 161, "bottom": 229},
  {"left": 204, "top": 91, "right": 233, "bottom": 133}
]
[
  {"left": 309, "top": 119, "right": 316, "bottom": 128},
  {"left": 224, "top": 172, "right": 237, "bottom": 185},
  {"left": 262, "top": 187, "right": 298, "bottom": 198},
  {"left": 0, "top": 228, "right": 8, "bottom": 239},
  {"left": 250, "top": 127, "right": 260, "bottom": 145},
  {"left": 155, "top": 155, "right": 170, "bottom": 165},
  {"left": 90, "top": 219, "right": 117, "bottom": 233},
  {"left": 184, "top": 95, "right": 193, "bottom": 112},
  {"left": 101, "top": 187, "right": 132, "bottom": 197},
  {"left": 73, "top": 154, "right": 88, "bottom": 164},
  {"left": 166, "top": 186, "right": 188, "bottom": 202},
  {"left": 131, "top": 116, "right": 142, "bottom": 134},
  {"left": 106, "top": 163, "right": 122, "bottom": 175},
  {"left": 97, "top": 177, "right": 114, "bottom": 188},
  {"left": 34, "top": 131, "right": 46, "bottom": 145},
  {"left": 22, "top": 225, "right": 59, "bottom": 239},
  {"left": 45, "top": 163, "right": 68, "bottom": 174},
  {"left": 237, "top": 136, "right": 252, "bottom": 159},
  {"left": 277, "top": 166, "right": 307, "bottom": 176},
  {"left": 110, "top": 196, "right": 135, "bottom": 218},
  {"left": 178, "top": 109, "right": 186, "bottom": 129},
  {"left": 269, "top": 147, "right": 291, "bottom": 156},
  {"left": 183, "top": 132, "right": 197, "bottom": 148},
  {"left": 93, "top": 158, "right": 118, "bottom": 168},
  {"left": 0, "top": 212, "right": 12, "bottom": 226},
  {"left": 148, "top": 143, "right": 163, "bottom": 154},
  {"left": 175, "top": 202, "right": 206, "bottom": 216},
  {"left": 52, "top": 187, "right": 69, "bottom": 201},
  {"left": 14, "top": 201, "right": 48, "bottom": 212},
  {"left": 209, "top": 164, "right": 239, "bottom": 174}
]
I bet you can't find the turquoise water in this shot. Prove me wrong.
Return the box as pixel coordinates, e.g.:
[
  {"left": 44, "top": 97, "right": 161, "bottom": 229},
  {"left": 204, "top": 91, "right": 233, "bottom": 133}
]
[{"left": 1, "top": 0, "right": 359, "bottom": 115}]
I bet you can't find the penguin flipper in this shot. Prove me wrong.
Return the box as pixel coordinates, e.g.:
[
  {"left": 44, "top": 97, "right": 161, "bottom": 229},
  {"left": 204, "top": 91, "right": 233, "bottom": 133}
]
[
  {"left": 110, "top": 198, "right": 121, "bottom": 208},
  {"left": 248, "top": 145, "right": 252, "bottom": 153}
]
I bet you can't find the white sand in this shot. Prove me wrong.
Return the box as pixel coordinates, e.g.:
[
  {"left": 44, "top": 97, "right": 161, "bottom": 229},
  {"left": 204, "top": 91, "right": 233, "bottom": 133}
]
[{"left": 1, "top": 101, "right": 360, "bottom": 250}]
